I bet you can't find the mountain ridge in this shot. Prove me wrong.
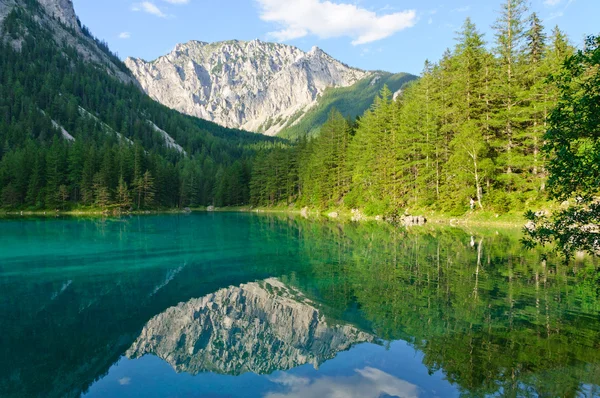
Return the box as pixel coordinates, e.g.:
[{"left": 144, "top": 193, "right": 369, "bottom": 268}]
[{"left": 126, "top": 39, "right": 414, "bottom": 137}]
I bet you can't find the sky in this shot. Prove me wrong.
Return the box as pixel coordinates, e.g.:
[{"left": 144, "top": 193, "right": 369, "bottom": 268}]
[{"left": 72, "top": 0, "right": 600, "bottom": 75}]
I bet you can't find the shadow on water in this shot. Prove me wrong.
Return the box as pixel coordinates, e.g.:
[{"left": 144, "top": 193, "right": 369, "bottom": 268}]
[{"left": 0, "top": 213, "right": 598, "bottom": 397}]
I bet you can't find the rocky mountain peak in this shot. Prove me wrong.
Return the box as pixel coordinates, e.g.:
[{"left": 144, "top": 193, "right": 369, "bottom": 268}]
[{"left": 126, "top": 39, "right": 371, "bottom": 135}]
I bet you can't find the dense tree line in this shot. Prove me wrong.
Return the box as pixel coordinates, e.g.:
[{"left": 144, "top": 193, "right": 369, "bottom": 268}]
[
  {"left": 278, "top": 72, "right": 416, "bottom": 140},
  {"left": 0, "top": 4, "right": 276, "bottom": 210},
  {"left": 251, "top": 0, "right": 575, "bottom": 215},
  {"left": 525, "top": 35, "right": 600, "bottom": 256}
]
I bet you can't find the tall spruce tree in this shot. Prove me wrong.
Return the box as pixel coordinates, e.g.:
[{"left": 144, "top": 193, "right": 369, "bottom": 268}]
[{"left": 492, "top": 0, "right": 529, "bottom": 186}]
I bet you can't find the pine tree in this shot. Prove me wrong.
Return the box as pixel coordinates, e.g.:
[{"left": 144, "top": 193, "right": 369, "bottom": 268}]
[
  {"left": 523, "top": 12, "right": 548, "bottom": 180},
  {"left": 116, "top": 176, "right": 132, "bottom": 210},
  {"left": 492, "top": 0, "right": 529, "bottom": 183},
  {"left": 93, "top": 173, "right": 110, "bottom": 209},
  {"left": 141, "top": 170, "right": 155, "bottom": 208},
  {"left": 58, "top": 184, "right": 69, "bottom": 209},
  {"left": 448, "top": 19, "right": 490, "bottom": 209},
  {"left": 45, "top": 138, "right": 66, "bottom": 209}
]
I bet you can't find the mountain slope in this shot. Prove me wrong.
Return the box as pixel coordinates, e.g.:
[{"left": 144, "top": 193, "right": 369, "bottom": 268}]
[
  {"left": 279, "top": 72, "right": 417, "bottom": 140},
  {"left": 125, "top": 40, "right": 384, "bottom": 136},
  {"left": 1, "top": 0, "right": 131, "bottom": 82},
  {"left": 0, "top": 0, "right": 277, "bottom": 210}
]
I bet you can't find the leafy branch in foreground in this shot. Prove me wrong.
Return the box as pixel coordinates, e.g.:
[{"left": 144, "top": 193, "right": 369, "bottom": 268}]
[{"left": 524, "top": 35, "right": 600, "bottom": 257}]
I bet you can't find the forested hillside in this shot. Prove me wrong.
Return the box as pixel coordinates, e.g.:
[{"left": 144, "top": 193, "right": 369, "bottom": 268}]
[
  {"left": 251, "top": 1, "right": 575, "bottom": 215},
  {"left": 277, "top": 72, "right": 416, "bottom": 140},
  {"left": 0, "top": 1, "right": 278, "bottom": 211}
]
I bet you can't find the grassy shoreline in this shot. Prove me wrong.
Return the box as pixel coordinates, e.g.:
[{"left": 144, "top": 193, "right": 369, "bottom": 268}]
[
  {"left": 214, "top": 206, "right": 529, "bottom": 228},
  {"left": 0, "top": 208, "right": 189, "bottom": 218},
  {"left": 1, "top": 205, "right": 530, "bottom": 228}
]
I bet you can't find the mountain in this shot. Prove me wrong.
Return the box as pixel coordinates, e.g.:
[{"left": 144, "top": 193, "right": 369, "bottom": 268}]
[
  {"left": 127, "top": 278, "right": 375, "bottom": 375},
  {"left": 126, "top": 40, "right": 416, "bottom": 137},
  {"left": 278, "top": 71, "right": 416, "bottom": 140},
  {"left": 0, "top": 0, "right": 277, "bottom": 210},
  {"left": 1, "top": 0, "right": 131, "bottom": 82}
]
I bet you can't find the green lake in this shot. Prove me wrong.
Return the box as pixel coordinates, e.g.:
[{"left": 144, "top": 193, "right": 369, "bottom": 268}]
[{"left": 1, "top": 213, "right": 599, "bottom": 397}]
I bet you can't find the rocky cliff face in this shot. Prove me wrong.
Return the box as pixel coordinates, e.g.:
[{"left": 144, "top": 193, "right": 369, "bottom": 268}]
[
  {"left": 126, "top": 40, "right": 370, "bottom": 135},
  {"left": 127, "top": 278, "right": 374, "bottom": 375},
  {"left": 0, "top": 0, "right": 131, "bottom": 83},
  {"left": 0, "top": 0, "right": 16, "bottom": 27},
  {"left": 37, "top": 0, "right": 79, "bottom": 31}
]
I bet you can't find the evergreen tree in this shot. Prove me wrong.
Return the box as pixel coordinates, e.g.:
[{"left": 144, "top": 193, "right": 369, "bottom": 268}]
[
  {"left": 525, "top": 35, "right": 600, "bottom": 256},
  {"left": 116, "top": 176, "right": 132, "bottom": 210},
  {"left": 141, "top": 170, "right": 155, "bottom": 208},
  {"left": 492, "top": 0, "right": 529, "bottom": 184}
]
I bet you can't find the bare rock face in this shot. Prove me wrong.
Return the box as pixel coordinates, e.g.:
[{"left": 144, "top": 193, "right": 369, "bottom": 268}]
[
  {"left": 37, "top": 0, "right": 79, "bottom": 31},
  {"left": 126, "top": 40, "right": 370, "bottom": 136},
  {"left": 0, "top": 0, "right": 132, "bottom": 83},
  {"left": 0, "top": 0, "right": 16, "bottom": 25},
  {"left": 126, "top": 278, "right": 374, "bottom": 375}
]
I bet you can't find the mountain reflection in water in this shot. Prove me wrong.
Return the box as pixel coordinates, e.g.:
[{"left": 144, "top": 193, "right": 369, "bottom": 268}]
[
  {"left": 126, "top": 278, "right": 375, "bottom": 375},
  {"left": 0, "top": 213, "right": 599, "bottom": 397}
]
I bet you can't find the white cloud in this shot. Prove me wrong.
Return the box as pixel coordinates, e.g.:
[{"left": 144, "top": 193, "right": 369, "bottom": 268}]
[
  {"left": 118, "top": 377, "right": 131, "bottom": 385},
  {"left": 266, "top": 367, "right": 419, "bottom": 398},
  {"left": 132, "top": 2, "right": 168, "bottom": 18},
  {"left": 118, "top": 32, "right": 131, "bottom": 39},
  {"left": 256, "top": 0, "right": 417, "bottom": 45},
  {"left": 162, "top": 0, "right": 190, "bottom": 3},
  {"left": 546, "top": 0, "right": 575, "bottom": 19},
  {"left": 547, "top": 11, "right": 564, "bottom": 20}
]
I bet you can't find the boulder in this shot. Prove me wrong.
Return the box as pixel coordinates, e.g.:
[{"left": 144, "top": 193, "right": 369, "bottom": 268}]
[
  {"left": 327, "top": 212, "right": 339, "bottom": 219},
  {"left": 401, "top": 215, "right": 427, "bottom": 227},
  {"left": 524, "top": 220, "right": 536, "bottom": 232},
  {"left": 207, "top": 206, "right": 215, "bottom": 212},
  {"left": 351, "top": 209, "right": 366, "bottom": 222},
  {"left": 300, "top": 207, "right": 309, "bottom": 219}
]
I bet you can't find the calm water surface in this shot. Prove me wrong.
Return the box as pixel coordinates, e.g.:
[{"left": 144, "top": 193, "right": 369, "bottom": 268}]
[{"left": 1, "top": 213, "right": 599, "bottom": 397}]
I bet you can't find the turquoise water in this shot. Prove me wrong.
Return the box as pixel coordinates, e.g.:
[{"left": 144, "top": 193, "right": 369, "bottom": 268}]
[{"left": 1, "top": 213, "right": 599, "bottom": 397}]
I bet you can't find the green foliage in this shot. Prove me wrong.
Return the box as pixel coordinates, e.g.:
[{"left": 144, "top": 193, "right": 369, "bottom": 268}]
[
  {"left": 282, "top": 216, "right": 600, "bottom": 397},
  {"left": 278, "top": 72, "right": 416, "bottom": 140},
  {"left": 525, "top": 35, "right": 600, "bottom": 257},
  {"left": 251, "top": 3, "right": 575, "bottom": 216},
  {"left": 0, "top": 4, "right": 279, "bottom": 211}
]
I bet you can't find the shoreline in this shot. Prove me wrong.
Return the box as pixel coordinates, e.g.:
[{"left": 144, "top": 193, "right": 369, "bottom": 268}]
[
  {"left": 0, "top": 208, "right": 188, "bottom": 218},
  {"left": 214, "top": 206, "right": 529, "bottom": 229},
  {"left": 1, "top": 206, "right": 529, "bottom": 228}
]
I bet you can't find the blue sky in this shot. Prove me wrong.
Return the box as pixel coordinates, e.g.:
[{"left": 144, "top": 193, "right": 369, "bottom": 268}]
[{"left": 73, "top": 0, "right": 599, "bottom": 75}]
